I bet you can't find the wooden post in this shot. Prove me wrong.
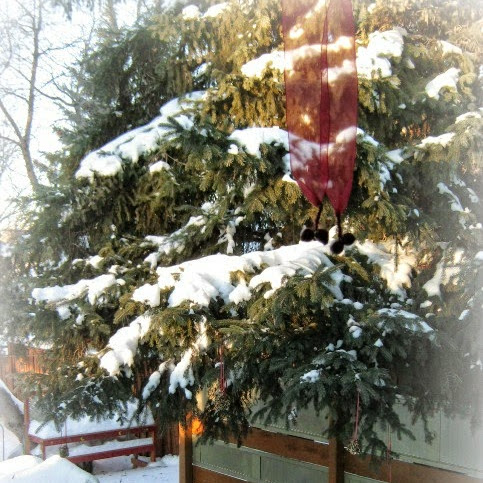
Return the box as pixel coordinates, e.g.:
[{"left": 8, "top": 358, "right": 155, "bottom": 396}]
[
  {"left": 328, "top": 437, "right": 344, "bottom": 483},
  {"left": 179, "top": 419, "right": 193, "bottom": 483},
  {"left": 150, "top": 427, "right": 156, "bottom": 462},
  {"left": 24, "top": 398, "right": 30, "bottom": 455}
]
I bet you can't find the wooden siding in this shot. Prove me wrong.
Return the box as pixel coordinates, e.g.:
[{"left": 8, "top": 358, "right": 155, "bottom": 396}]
[{"left": 190, "top": 402, "right": 483, "bottom": 483}]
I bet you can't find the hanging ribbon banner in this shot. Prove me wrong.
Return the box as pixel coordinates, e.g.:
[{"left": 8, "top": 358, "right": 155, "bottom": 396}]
[{"left": 282, "top": 0, "right": 358, "bottom": 216}]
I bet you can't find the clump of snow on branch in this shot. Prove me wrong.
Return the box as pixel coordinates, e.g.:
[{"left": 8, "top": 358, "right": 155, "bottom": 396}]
[
  {"left": 356, "top": 28, "right": 406, "bottom": 79},
  {"left": 241, "top": 51, "right": 285, "bottom": 78},
  {"left": 357, "top": 128, "right": 379, "bottom": 147},
  {"left": 218, "top": 217, "right": 245, "bottom": 255},
  {"left": 377, "top": 308, "right": 433, "bottom": 334},
  {"left": 386, "top": 149, "right": 405, "bottom": 164},
  {"left": 99, "top": 314, "right": 152, "bottom": 376},
  {"left": 204, "top": 3, "right": 229, "bottom": 18},
  {"left": 32, "top": 274, "right": 118, "bottom": 305},
  {"left": 300, "top": 369, "right": 320, "bottom": 383},
  {"left": 76, "top": 92, "right": 205, "bottom": 180},
  {"left": 132, "top": 283, "right": 161, "bottom": 307},
  {"left": 423, "top": 247, "right": 465, "bottom": 297},
  {"left": 142, "top": 361, "right": 174, "bottom": 400},
  {"left": 437, "top": 183, "right": 468, "bottom": 214},
  {"left": 228, "top": 126, "right": 288, "bottom": 157},
  {"left": 417, "top": 132, "right": 455, "bottom": 149},
  {"left": 56, "top": 305, "right": 71, "bottom": 320},
  {"left": 154, "top": 241, "right": 348, "bottom": 309},
  {"left": 149, "top": 160, "right": 171, "bottom": 173},
  {"left": 95, "top": 238, "right": 424, "bottom": 397},
  {"left": 142, "top": 202, "right": 215, "bottom": 268},
  {"left": 357, "top": 240, "right": 416, "bottom": 299},
  {"left": 168, "top": 319, "right": 209, "bottom": 399},
  {"left": 138, "top": 239, "right": 417, "bottom": 311},
  {"left": 181, "top": 5, "right": 200, "bottom": 19},
  {"left": 182, "top": 3, "right": 229, "bottom": 20},
  {"left": 243, "top": 29, "right": 406, "bottom": 81},
  {"left": 455, "top": 111, "right": 481, "bottom": 123},
  {"left": 438, "top": 40, "right": 462, "bottom": 56},
  {"left": 425, "top": 67, "right": 460, "bottom": 100}
]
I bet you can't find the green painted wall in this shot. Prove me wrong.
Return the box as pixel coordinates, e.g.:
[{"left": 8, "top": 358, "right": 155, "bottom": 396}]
[{"left": 193, "top": 404, "right": 483, "bottom": 482}]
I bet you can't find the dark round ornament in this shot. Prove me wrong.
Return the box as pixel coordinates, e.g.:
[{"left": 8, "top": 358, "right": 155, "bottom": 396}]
[
  {"left": 330, "top": 240, "right": 344, "bottom": 254},
  {"left": 314, "top": 228, "right": 329, "bottom": 244},
  {"left": 341, "top": 232, "right": 356, "bottom": 246},
  {"left": 300, "top": 228, "right": 315, "bottom": 242},
  {"left": 59, "top": 445, "right": 69, "bottom": 457}
]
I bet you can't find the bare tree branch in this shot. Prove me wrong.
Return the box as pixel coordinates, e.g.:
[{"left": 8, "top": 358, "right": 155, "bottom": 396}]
[
  {"left": 0, "top": 99, "right": 24, "bottom": 144},
  {"left": 0, "top": 0, "right": 43, "bottom": 192},
  {"left": 0, "top": 134, "right": 21, "bottom": 148}
]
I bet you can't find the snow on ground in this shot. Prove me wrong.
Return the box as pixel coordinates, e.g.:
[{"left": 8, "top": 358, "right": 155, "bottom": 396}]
[
  {"left": 0, "top": 455, "right": 42, "bottom": 477},
  {"left": 0, "top": 379, "right": 24, "bottom": 460},
  {"left": 94, "top": 455, "right": 178, "bottom": 483},
  {"left": 0, "top": 447, "right": 178, "bottom": 482},
  {"left": 0, "top": 455, "right": 98, "bottom": 482},
  {"left": 0, "top": 379, "right": 24, "bottom": 415},
  {"left": 0, "top": 425, "right": 23, "bottom": 462}
]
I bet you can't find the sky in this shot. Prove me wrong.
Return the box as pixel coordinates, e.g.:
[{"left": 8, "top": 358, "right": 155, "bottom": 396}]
[{"left": 0, "top": 0, "right": 141, "bottom": 232}]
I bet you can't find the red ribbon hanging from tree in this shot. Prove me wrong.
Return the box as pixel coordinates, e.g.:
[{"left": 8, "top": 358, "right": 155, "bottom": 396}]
[
  {"left": 282, "top": 0, "right": 358, "bottom": 252},
  {"left": 219, "top": 344, "right": 226, "bottom": 394}
]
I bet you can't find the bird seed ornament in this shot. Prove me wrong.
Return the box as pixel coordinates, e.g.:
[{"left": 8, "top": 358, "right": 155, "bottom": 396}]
[{"left": 282, "top": 0, "right": 358, "bottom": 253}]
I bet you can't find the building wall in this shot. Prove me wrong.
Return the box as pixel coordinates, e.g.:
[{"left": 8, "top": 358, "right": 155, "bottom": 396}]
[{"left": 191, "top": 403, "right": 483, "bottom": 483}]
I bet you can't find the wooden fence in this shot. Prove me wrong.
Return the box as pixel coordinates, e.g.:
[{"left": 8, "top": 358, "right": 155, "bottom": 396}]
[
  {"left": 179, "top": 403, "right": 483, "bottom": 483},
  {"left": 0, "top": 343, "right": 45, "bottom": 398}
]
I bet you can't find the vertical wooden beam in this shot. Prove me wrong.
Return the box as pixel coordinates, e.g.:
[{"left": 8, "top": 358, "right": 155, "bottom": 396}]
[
  {"left": 24, "top": 398, "right": 30, "bottom": 454},
  {"left": 150, "top": 427, "right": 156, "bottom": 462},
  {"left": 179, "top": 420, "right": 193, "bottom": 483},
  {"left": 328, "top": 437, "right": 344, "bottom": 483}
]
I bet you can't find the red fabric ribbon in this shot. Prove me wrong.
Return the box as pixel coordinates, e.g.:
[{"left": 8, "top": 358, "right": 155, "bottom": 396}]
[
  {"left": 219, "top": 345, "right": 226, "bottom": 393},
  {"left": 282, "top": 0, "right": 357, "bottom": 215},
  {"left": 352, "top": 390, "right": 360, "bottom": 441}
]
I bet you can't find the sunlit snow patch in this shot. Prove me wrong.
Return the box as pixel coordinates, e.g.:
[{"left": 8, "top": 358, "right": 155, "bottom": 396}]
[
  {"left": 76, "top": 92, "right": 205, "bottom": 180},
  {"left": 356, "top": 28, "right": 406, "bottom": 79},
  {"left": 425, "top": 67, "right": 460, "bottom": 100},
  {"left": 32, "top": 274, "right": 118, "bottom": 305}
]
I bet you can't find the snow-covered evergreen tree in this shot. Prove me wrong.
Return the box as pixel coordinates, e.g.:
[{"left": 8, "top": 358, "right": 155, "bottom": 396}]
[{"left": 4, "top": 0, "right": 481, "bottom": 458}]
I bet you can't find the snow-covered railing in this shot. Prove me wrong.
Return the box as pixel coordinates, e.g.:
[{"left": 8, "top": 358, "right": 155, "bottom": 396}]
[{"left": 26, "top": 399, "right": 157, "bottom": 465}]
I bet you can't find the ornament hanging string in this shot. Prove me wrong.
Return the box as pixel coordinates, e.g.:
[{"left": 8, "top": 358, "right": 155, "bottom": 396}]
[
  {"left": 352, "top": 390, "right": 360, "bottom": 442},
  {"left": 347, "top": 390, "right": 361, "bottom": 455},
  {"left": 386, "top": 425, "right": 393, "bottom": 483},
  {"left": 219, "top": 344, "right": 226, "bottom": 394}
]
